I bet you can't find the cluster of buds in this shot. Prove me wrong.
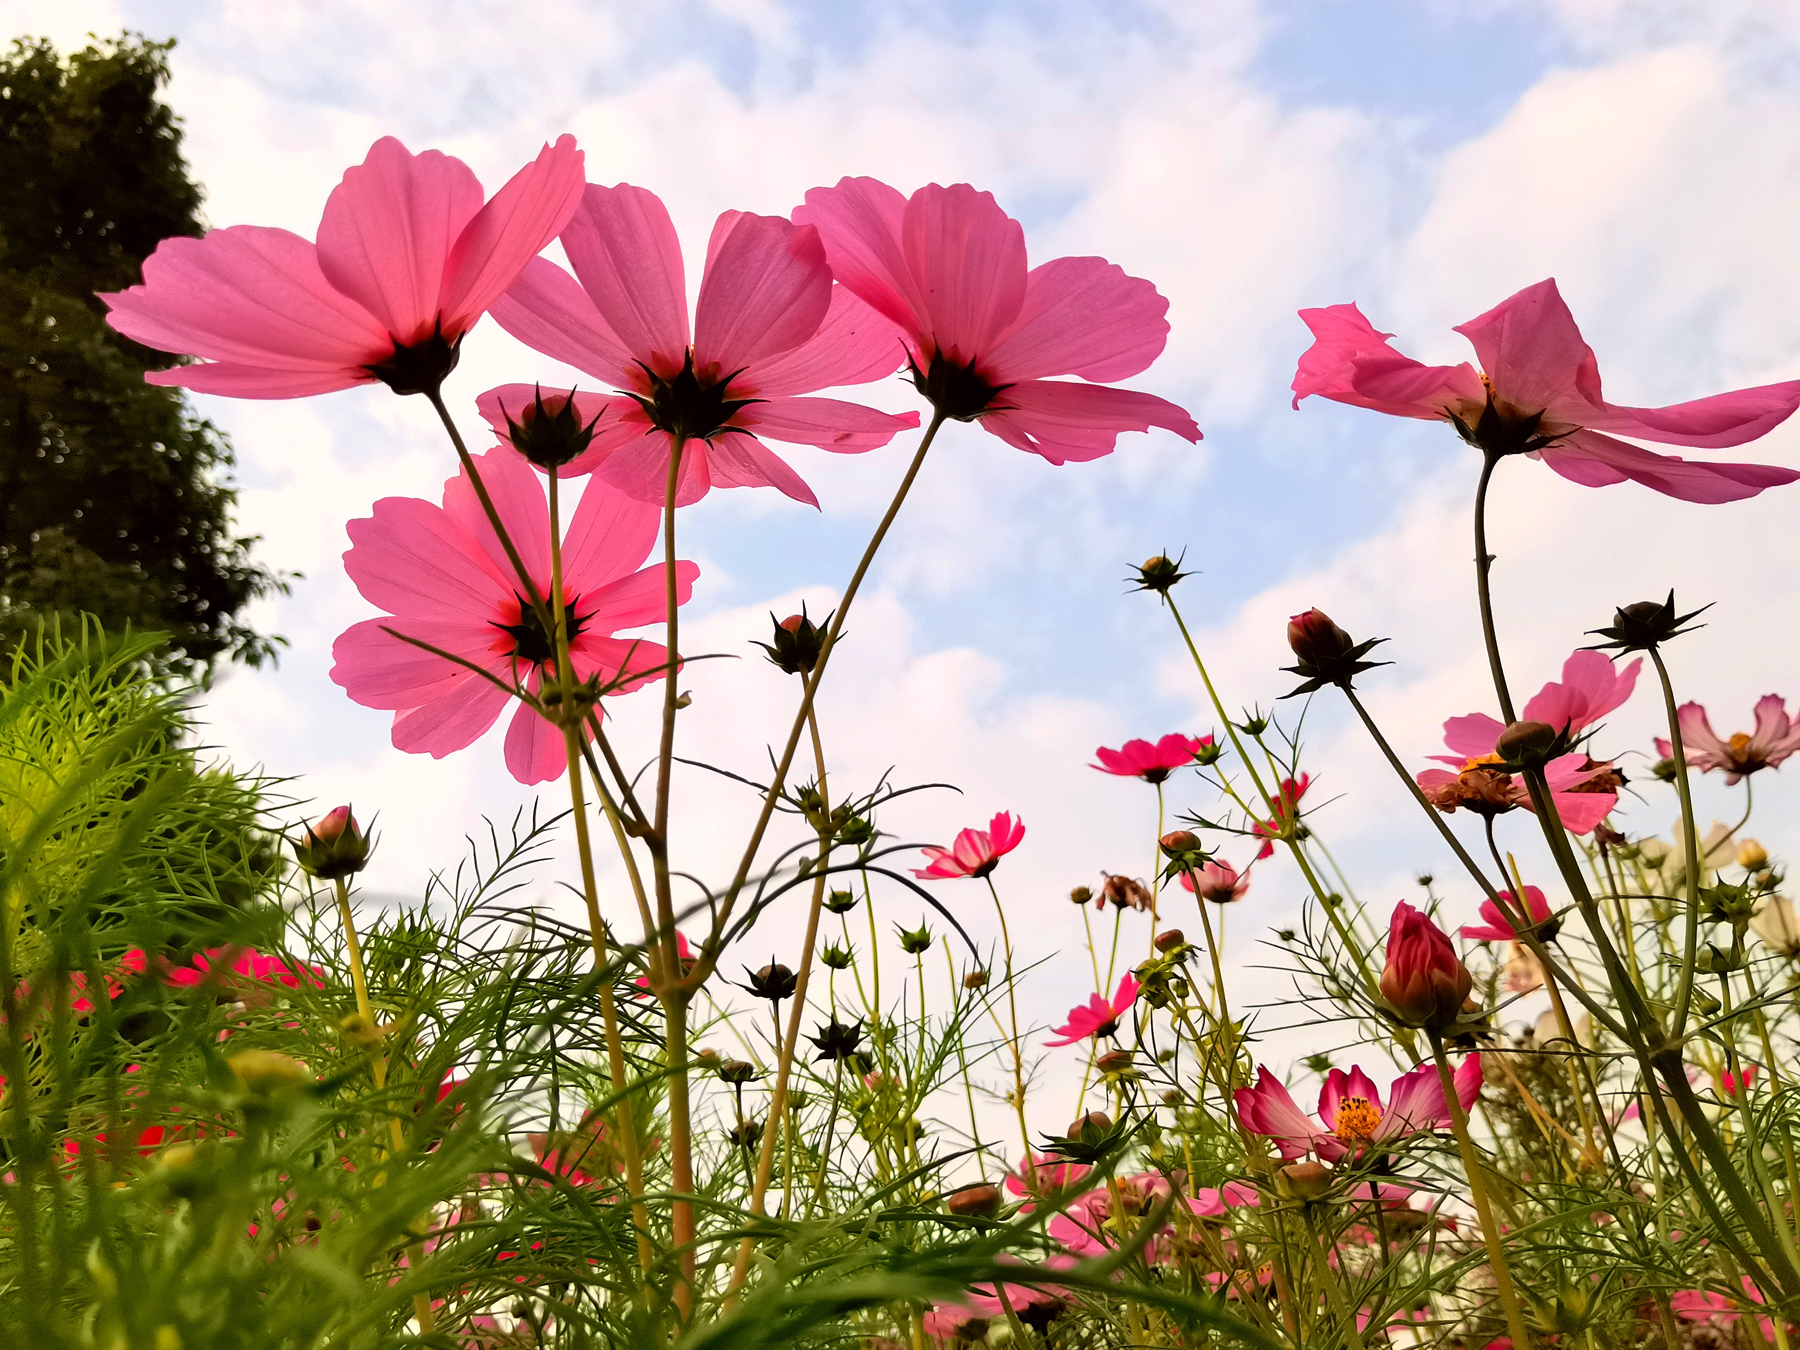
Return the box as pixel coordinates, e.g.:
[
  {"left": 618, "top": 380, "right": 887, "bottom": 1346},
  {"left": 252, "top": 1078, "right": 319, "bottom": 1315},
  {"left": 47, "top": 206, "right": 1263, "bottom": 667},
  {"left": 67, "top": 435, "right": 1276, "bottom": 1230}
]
[
  {"left": 292, "top": 806, "right": 371, "bottom": 881},
  {"left": 1281, "top": 609, "right": 1389, "bottom": 697},
  {"left": 1133, "top": 952, "right": 1191, "bottom": 1010}
]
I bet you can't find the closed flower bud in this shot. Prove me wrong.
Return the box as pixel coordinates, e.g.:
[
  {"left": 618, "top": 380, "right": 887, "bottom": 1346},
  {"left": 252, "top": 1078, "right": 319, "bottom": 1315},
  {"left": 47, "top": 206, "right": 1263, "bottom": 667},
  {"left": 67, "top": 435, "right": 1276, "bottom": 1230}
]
[
  {"left": 718, "top": 1059, "right": 760, "bottom": 1084},
  {"left": 1069, "top": 885, "right": 1095, "bottom": 907},
  {"left": 1161, "top": 1089, "right": 1185, "bottom": 1107},
  {"left": 727, "top": 1118, "right": 764, "bottom": 1148},
  {"left": 1154, "top": 928, "right": 1186, "bottom": 953},
  {"left": 293, "top": 806, "right": 371, "bottom": 880},
  {"left": 1740, "top": 839, "right": 1770, "bottom": 870},
  {"left": 1069, "top": 1110, "right": 1112, "bottom": 1137},
  {"left": 819, "top": 943, "right": 854, "bottom": 970},
  {"left": 500, "top": 386, "right": 602, "bottom": 469},
  {"left": 745, "top": 961, "right": 797, "bottom": 1002},
  {"left": 755, "top": 606, "right": 830, "bottom": 675},
  {"left": 824, "top": 889, "right": 860, "bottom": 914},
  {"left": 1132, "top": 553, "right": 1188, "bottom": 596},
  {"left": 1095, "top": 1049, "right": 1134, "bottom": 1074},
  {"left": 896, "top": 923, "right": 933, "bottom": 955},
  {"left": 809, "top": 1017, "right": 865, "bottom": 1063},
  {"left": 227, "top": 1049, "right": 312, "bottom": 1095},
  {"left": 1588, "top": 592, "right": 1710, "bottom": 653},
  {"left": 1160, "top": 830, "right": 1201, "bottom": 858},
  {"left": 963, "top": 970, "right": 990, "bottom": 989},
  {"left": 1277, "top": 1160, "right": 1333, "bottom": 1202},
  {"left": 1494, "top": 719, "right": 1559, "bottom": 767},
  {"left": 1378, "top": 901, "right": 1473, "bottom": 1032},
  {"left": 1281, "top": 609, "right": 1389, "bottom": 696},
  {"left": 945, "top": 1182, "right": 1003, "bottom": 1218},
  {"left": 694, "top": 1047, "right": 722, "bottom": 1070}
]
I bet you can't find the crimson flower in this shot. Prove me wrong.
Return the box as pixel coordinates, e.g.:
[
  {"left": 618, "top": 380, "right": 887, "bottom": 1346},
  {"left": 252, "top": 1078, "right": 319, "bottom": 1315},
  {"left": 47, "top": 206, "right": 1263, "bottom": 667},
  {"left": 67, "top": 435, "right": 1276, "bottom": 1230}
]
[
  {"left": 1045, "top": 973, "right": 1140, "bottom": 1047},
  {"left": 489, "top": 184, "right": 917, "bottom": 506},
  {"left": 1251, "top": 774, "right": 1310, "bottom": 861},
  {"left": 101, "top": 135, "right": 584, "bottom": 398},
  {"left": 794, "top": 178, "right": 1200, "bottom": 461},
  {"left": 1292, "top": 278, "right": 1800, "bottom": 503},
  {"left": 330, "top": 450, "right": 695, "bottom": 786},
  {"left": 913, "top": 812, "right": 1025, "bottom": 880},
  {"left": 1180, "top": 859, "right": 1250, "bottom": 904},
  {"left": 1380, "top": 902, "right": 1471, "bottom": 1031},
  {"left": 1655, "top": 697, "right": 1800, "bottom": 784},
  {"left": 1235, "top": 1057, "right": 1483, "bottom": 1162},
  {"left": 1460, "top": 886, "right": 1555, "bottom": 944},
  {"left": 1091, "top": 733, "right": 1212, "bottom": 783}
]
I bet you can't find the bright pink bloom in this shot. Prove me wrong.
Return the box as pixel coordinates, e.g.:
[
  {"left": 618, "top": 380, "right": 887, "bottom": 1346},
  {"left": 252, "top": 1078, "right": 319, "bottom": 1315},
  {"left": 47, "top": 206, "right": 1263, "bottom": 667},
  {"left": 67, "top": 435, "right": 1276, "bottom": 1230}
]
[
  {"left": 1091, "top": 733, "right": 1212, "bottom": 783},
  {"left": 1655, "top": 696, "right": 1800, "bottom": 784},
  {"left": 101, "top": 135, "right": 584, "bottom": 398},
  {"left": 632, "top": 932, "right": 696, "bottom": 993},
  {"left": 489, "top": 185, "right": 918, "bottom": 505},
  {"left": 1180, "top": 859, "right": 1250, "bottom": 904},
  {"left": 1460, "top": 886, "right": 1553, "bottom": 943},
  {"left": 794, "top": 178, "right": 1200, "bottom": 462},
  {"left": 913, "top": 812, "right": 1025, "bottom": 880},
  {"left": 1380, "top": 902, "right": 1472, "bottom": 1030},
  {"left": 1187, "top": 1180, "right": 1261, "bottom": 1218},
  {"left": 1292, "top": 278, "right": 1800, "bottom": 503},
  {"left": 1251, "top": 774, "right": 1310, "bottom": 861},
  {"left": 1045, "top": 973, "right": 1139, "bottom": 1047},
  {"left": 164, "top": 947, "right": 325, "bottom": 993},
  {"left": 330, "top": 449, "right": 696, "bottom": 786},
  {"left": 1721, "top": 1065, "right": 1759, "bottom": 1097},
  {"left": 1420, "top": 694, "right": 1621, "bottom": 833},
  {"left": 1004, "top": 1153, "right": 1091, "bottom": 1200},
  {"left": 1235, "top": 1056, "right": 1483, "bottom": 1162}
]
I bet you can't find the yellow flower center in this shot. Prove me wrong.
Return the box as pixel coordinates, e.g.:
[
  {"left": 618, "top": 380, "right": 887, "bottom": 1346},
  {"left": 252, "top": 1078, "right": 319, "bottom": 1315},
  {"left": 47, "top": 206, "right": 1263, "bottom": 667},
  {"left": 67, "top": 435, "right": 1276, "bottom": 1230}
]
[
  {"left": 1461, "top": 753, "right": 1505, "bottom": 772},
  {"left": 1333, "top": 1096, "right": 1382, "bottom": 1142},
  {"left": 1729, "top": 732, "right": 1754, "bottom": 763}
]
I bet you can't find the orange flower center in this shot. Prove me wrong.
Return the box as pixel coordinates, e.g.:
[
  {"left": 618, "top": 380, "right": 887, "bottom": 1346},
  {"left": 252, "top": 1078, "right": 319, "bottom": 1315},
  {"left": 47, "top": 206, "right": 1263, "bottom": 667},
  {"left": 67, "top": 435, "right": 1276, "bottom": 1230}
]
[
  {"left": 1461, "top": 753, "right": 1505, "bottom": 772},
  {"left": 1333, "top": 1096, "right": 1382, "bottom": 1143},
  {"left": 1729, "top": 732, "right": 1755, "bottom": 763}
]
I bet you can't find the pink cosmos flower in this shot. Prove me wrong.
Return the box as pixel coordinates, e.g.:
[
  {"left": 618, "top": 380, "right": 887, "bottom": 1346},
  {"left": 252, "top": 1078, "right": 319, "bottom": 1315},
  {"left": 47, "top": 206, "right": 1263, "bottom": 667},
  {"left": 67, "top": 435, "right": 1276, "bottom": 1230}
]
[
  {"left": 163, "top": 947, "right": 325, "bottom": 994},
  {"left": 1234, "top": 1057, "right": 1483, "bottom": 1162},
  {"left": 1459, "top": 886, "right": 1553, "bottom": 943},
  {"left": 1721, "top": 1065, "right": 1759, "bottom": 1098},
  {"left": 1655, "top": 697, "right": 1800, "bottom": 784},
  {"left": 794, "top": 178, "right": 1201, "bottom": 461},
  {"left": 1251, "top": 774, "right": 1310, "bottom": 861},
  {"left": 330, "top": 448, "right": 696, "bottom": 786},
  {"left": 1004, "top": 1153, "right": 1092, "bottom": 1201},
  {"left": 1091, "top": 733, "right": 1212, "bottom": 783},
  {"left": 1291, "top": 278, "right": 1800, "bottom": 504},
  {"left": 101, "top": 135, "right": 584, "bottom": 398},
  {"left": 488, "top": 184, "right": 918, "bottom": 506},
  {"left": 913, "top": 812, "right": 1025, "bottom": 880},
  {"left": 1045, "top": 973, "right": 1140, "bottom": 1047},
  {"left": 1438, "top": 650, "right": 1641, "bottom": 756},
  {"left": 1180, "top": 859, "right": 1250, "bottom": 904}
]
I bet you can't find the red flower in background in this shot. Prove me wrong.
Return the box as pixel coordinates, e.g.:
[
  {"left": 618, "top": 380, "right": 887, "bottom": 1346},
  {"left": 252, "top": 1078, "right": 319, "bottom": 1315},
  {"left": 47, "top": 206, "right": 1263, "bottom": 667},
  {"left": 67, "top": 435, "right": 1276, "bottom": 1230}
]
[
  {"left": 1092, "top": 733, "right": 1212, "bottom": 784},
  {"left": 1252, "top": 774, "right": 1310, "bottom": 860},
  {"left": 914, "top": 813, "right": 1025, "bottom": 881}
]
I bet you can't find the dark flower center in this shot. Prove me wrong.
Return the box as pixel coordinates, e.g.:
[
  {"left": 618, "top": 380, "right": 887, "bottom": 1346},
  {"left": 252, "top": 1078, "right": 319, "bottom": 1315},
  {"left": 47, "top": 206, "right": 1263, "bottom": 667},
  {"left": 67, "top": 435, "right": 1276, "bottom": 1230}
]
[
  {"left": 492, "top": 593, "right": 591, "bottom": 666},
  {"left": 368, "top": 325, "right": 462, "bottom": 396},
  {"left": 911, "top": 349, "right": 1010, "bottom": 421},
  {"left": 628, "top": 350, "right": 762, "bottom": 441}
]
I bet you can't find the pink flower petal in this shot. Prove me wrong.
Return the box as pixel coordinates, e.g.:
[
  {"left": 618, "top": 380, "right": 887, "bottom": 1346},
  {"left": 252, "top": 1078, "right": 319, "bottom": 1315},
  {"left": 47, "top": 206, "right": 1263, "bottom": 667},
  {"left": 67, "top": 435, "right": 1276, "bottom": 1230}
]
[
  {"left": 577, "top": 562, "right": 700, "bottom": 633},
  {"left": 1290, "top": 303, "right": 1482, "bottom": 417},
  {"left": 559, "top": 184, "right": 690, "bottom": 379},
  {"left": 580, "top": 635, "right": 675, "bottom": 693},
  {"left": 1542, "top": 428, "right": 1798, "bottom": 504},
  {"left": 441, "top": 448, "right": 553, "bottom": 589},
  {"left": 1451, "top": 278, "right": 1597, "bottom": 420},
  {"left": 475, "top": 384, "right": 633, "bottom": 479},
  {"left": 899, "top": 183, "right": 1027, "bottom": 363},
  {"left": 746, "top": 285, "right": 911, "bottom": 395},
  {"left": 793, "top": 177, "right": 928, "bottom": 342},
  {"left": 440, "top": 135, "right": 585, "bottom": 338},
  {"left": 701, "top": 432, "right": 820, "bottom": 507},
  {"left": 331, "top": 617, "right": 505, "bottom": 708},
  {"left": 489, "top": 257, "right": 640, "bottom": 388},
  {"left": 144, "top": 361, "right": 373, "bottom": 398},
  {"left": 984, "top": 255, "right": 1170, "bottom": 383},
  {"left": 1583, "top": 380, "right": 1800, "bottom": 449},
  {"left": 558, "top": 476, "right": 665, "bottom": 591},
  {"left": 503, "top": 680, "right": 571, "bottom": 785},
  {"left": 692, "top": 212, "right": 832, "bottom": 374},
  {"left": 315, "top": 137, "right": 485, "bottom": 347},
  {"left": 982, "top": 379, "right": 1200, "bottom": 464},
  {"left": 389, "top": 671, "right": 513, "bottom": 757},
  {"left": 593, "top": 430, "right": 712, "bottom": 507},
  {"left": 102, "top": 225, "right": 391, "bottom": 372},
  {"left": 1520, "top": 650, "right": 1640, "bottom": 736},
  {"left": 1441, "top": 712, "right": 1505, "bottom": 761},
  {"left": 739, "top": 395, "right": 919, "bottom": 452},
  {"left": 344, "top": 497, "right": 510, "bottom": 624}
]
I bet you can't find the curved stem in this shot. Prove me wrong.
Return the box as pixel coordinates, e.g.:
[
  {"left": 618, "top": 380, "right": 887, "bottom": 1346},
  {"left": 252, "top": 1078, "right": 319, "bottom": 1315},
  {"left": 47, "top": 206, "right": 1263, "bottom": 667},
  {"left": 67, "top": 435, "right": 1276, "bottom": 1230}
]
[{"left": 1472, "top": 449, "right": 1515, "bottom": 723}]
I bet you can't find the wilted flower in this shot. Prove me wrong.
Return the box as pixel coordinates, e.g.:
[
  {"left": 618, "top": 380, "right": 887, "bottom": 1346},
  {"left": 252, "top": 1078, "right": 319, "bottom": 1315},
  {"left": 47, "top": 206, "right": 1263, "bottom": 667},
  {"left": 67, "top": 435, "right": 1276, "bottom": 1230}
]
[
  {"left": 1099, "top": 875, "right": 1153, "bottom": 911},
  {"left": 1379, "top": 902, "right": 1472, "bottom": 1032},
  {"left": 1092, "top": 734, "right": 1213, "bottom": 783},
  {"left": 1655, "top": 696, "right": 1800, "bottom": 784},
  {"left": 1045, "top": 974, "right": 1140, "bottom": 1047},
  {"left": 913, "top": 812, "right": 1025, "bottom": 880}
]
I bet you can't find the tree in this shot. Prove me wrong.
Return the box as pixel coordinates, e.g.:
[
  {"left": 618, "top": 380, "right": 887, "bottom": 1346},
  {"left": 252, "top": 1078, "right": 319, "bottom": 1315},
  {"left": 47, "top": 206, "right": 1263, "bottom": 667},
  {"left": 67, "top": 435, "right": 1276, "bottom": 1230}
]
[{"left": 0, "top": 34, "right": 287, "bottom": 676}]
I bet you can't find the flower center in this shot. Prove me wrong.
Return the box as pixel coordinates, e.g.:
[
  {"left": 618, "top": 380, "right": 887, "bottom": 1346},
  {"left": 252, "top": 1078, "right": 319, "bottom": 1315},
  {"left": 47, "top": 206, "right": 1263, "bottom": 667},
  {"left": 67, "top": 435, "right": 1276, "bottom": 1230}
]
[
  {"left": 911, "top": 349, "right": 1009, "bottom": 421},
  {"left": 1333, "top": 1096, "right": 1382, "bottom": 1143},
  {"left": 629, "top": 350, "right": 762, "bottom": 441},
  {"left": 491, "top": 593, "right": 591, "bottom": 666},
  {"left": 1461, "top": 753, "right": 1506, "bottom": 771},
  {"left": 1728, "top": 732, "right": 1758, "bottom": 767},
  {"left": 367, "top": 325, "right": 462, "bottom": 396}
]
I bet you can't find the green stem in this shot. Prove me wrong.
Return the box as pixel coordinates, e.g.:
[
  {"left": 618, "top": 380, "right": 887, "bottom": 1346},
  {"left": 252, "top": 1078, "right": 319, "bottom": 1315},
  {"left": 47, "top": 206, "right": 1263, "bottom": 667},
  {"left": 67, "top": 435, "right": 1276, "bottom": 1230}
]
[
  {"left": 1472, "top": 449, "right": 1515, "bottom": 723},
  {"left": 1653, "top": 646, "right": 1706, "bottom": 1038}
]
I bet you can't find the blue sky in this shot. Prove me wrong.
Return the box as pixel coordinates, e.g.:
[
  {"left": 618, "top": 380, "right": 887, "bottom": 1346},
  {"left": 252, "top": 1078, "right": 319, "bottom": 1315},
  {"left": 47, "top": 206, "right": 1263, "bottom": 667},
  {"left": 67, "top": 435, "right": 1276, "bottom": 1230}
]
[{"left": 10, "top": 0, "right": 1800, "bottom": 1073}]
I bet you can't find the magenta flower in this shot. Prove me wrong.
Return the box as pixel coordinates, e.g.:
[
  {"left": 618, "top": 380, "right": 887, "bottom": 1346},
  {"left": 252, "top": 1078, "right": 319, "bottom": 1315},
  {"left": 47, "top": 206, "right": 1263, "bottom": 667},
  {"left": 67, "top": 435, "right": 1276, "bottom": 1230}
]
[
  {"left": 1655, "top": 697, "right": 1800, "bottom": 784},
  {"left": 1180, "top": 859, "right": 1250, "bottom": 904},
  {"left": 1292, "top": 278, "right": 1800, "bottom": 503},
  {"left": 1459, "top": 886, "right": 1554, "bottom": 943},
  {"left": 164, "top": 947, "right": 325, "bottom": 993},
  {"left": 101, "top": 135, "right": 584, "bottom": 398},
  {"left": 489, "top": 184, "right": 918, "bottom": 506},
  {"left": 1045, "top": 973, "right": 1140, "bottom": 1047},
  {"left": 1234, "top": 1057, "right": 1482, "bottom": 1162},
  {"left": 1439, "top": 650, "right": 1641, "bottom": 755},
  {"left": 1091, "top": 733, "right": 1213, "bottom": 783},
  {"left": 329, "top": 448, "right": 696, "bottom": 786},
  {"left": 1251, "top": 774, "right": 1311, "bottom": 861},
  {"left": 794, "top": 178, "right": 1200, "bottom": 461},
  {"left": 1380, "top": 901, "right": 1472, "bottom": 1031},
  {"left": 913, "top": 812, "right": 1025, "bottom": 880},
  {"left": 1004, "top": 1153, "right": 1092, "bottom": 1200}
]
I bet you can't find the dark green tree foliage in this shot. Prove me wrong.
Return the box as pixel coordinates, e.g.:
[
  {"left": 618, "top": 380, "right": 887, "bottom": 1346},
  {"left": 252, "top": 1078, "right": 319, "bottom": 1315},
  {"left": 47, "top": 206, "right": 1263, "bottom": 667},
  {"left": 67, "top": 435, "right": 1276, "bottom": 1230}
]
[{"left": 0, "top": 35, "right": 286, "bottom": 675}]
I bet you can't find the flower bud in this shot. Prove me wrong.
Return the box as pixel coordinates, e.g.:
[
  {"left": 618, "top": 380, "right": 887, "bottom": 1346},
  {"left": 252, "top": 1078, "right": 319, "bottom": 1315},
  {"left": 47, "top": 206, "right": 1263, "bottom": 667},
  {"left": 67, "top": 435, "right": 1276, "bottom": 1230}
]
[
  {"left": 1095, "top": 1049, "right": 1134, "bottom": 1075},
  {"left": 963, "top": 970, "right": 990, "bottom": 989},
  {"left": 745, "top": 961, "right": 797, "bottom": 1002},
  {"left": 824, "top": 889, "right": 859, "bottom": 914},
  {"left": 1069, "top": 885, "right": 1095, "bottom": 907},
  {"left": 718, "top": 1059, "right": 760, "bottom": 1084},
  {"left": 1588, "top": 592, "right": 1710, "bottom": 653},
  {"left": 896, "top": 923, "right": 933, "bottom": 955},
  {"left": 1494, "top": 719, "right": 1559, "bottom": 767},
  {"left": 694, "top": 1047, "right": 722, "bottom": 1070},
  {"left": 1378, "top": 901, "right": 1472, "bottom": 1032},
  {"left": 1160, "top": 830, "right": 1201, "bottom": 858},
  {"left": 819, "top": 943, "right": 854, "bottom": 970},
  {"left": 1154, "top": 928, "right": 1186, "bottom": 953},
  {"left": 1281, "top": 609, "right": 1388, "bottom": 696},
  {"left": 227, "top": 1049, "right": 312, "bottom": 1095},
  {"left": 293, "top": 806, "right": 371, "bottom": 880},
  {"left": 1132, "top": 554, "right": 1188, "bottom": 596},
  {"left": 755, "top": 607, "right": 830, "bottom": 675},
  {"left": 808, "top": 1017, "right": 865, "bottom": 1063},
  {"left": 945, "top": 1182, "right": 1003, "bottom": 1218},
  {"left": 1068, "top": 1110, "right": 1112, "bottom": 1138},
  {"left": 501, "top": 386, "right": 601, "bottom": 469},
  {"left": 1161, "top": 1089, "right": 1185, "bottom": 1107},
  {"left": 727, "top": 1118, "right": 764, "bottom": 1148},
  {"left": 1740, "top": 839, "right": 1770, "bottom": 871},
  {"left": 1276, "top": 1160, "right": 1333, "bottom": 1202}
]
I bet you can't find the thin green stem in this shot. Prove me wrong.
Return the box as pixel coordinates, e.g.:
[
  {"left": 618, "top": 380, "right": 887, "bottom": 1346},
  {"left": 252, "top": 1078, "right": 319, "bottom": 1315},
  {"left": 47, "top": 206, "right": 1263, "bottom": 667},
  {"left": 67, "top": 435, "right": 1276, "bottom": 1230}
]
[{"left": 1472, "top": 449, "right": 1515, "bottom": 723}]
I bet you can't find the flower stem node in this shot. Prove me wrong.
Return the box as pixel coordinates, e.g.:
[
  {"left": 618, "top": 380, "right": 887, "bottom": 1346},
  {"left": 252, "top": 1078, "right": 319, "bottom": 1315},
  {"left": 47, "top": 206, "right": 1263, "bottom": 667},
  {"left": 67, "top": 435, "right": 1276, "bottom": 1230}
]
[
  {"left": 755, "top": 604, "right": 832, "bottom": 675},
  {"left": 1587, "top": 591, "right": 1711, "bottom": 653},
  {"left": 944, "top": 1183, "right": 1003, "bottom": 1219},
  {"left": 499, "top": 384, "right": 602, "bottom": 469},
  {"left": 293, "top": 806, "right": 371, "bottom": 881},
  {"left": 1281, "top": 608, "right": 1390, "bottom": 697}
]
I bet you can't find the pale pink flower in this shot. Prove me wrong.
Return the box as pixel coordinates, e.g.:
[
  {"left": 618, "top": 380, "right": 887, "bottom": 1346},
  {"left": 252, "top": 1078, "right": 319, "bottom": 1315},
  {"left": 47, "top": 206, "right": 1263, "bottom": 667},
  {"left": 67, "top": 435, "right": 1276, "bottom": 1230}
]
[
  {"left": 489, "top": 185, "right": 918, "bottom": 505},
  {"left": 1180, "top": 859, "right": 1250, "bottom": 904},
  {"left": 1419, "top": 693, "right": 1623, "bottom": 835},
  {"left": 1234, "top": 1057, "right": 1483, "bottom": 1162},
  {"left": 1292, "top": 278, "right": 1800, "bottom": 503},
  {"left": 329, "top": 449, "right": 696, "bottom": 786},
  {"left": 101, "top": 136, "right": 584, "bottom": 398},
  {"left": 1045, "top": 973, "right": 1140, "bottom": 1047},
  {"left": 913, "top": 812, "right": 1025, "bottom": 880},
  {"left": 1459, "top": 886, "right": 1554, "bottom": 943},
  {"left": 1655, "top": 696, "right": 1800, "bottom": 784},
  {"left": 794, "top": 178, "right": 1200, "bottom": 461},
  {"left": 1091, "top": 733, "right": 1212, "bottom": 783},
  {"left": 1438, "top": 650, "right": 1640, "bottom": 755},
  {"left": 1004, "top": 1153, "right": 1091, "bottom": 1200}
]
